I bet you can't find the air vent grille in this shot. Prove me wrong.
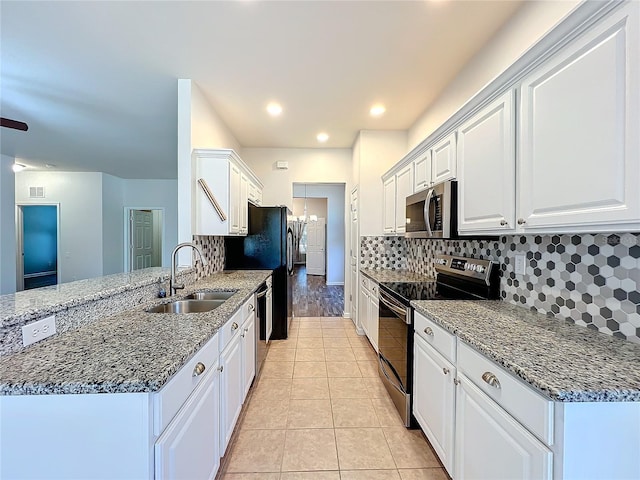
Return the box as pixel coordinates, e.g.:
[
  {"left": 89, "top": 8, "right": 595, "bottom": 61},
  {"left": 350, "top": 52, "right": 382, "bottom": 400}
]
[{"left": 29, "top": 186, "right": 45, "bottom": 198}]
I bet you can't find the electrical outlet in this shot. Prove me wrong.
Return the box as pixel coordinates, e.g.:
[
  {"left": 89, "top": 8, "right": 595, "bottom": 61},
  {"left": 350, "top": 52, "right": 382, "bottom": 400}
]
[
  {"left": 514, "top": 254, "right": 526, "bottom": 275},
  {"left": 22, "top": 315, "right": 56, "bottom": 347}
]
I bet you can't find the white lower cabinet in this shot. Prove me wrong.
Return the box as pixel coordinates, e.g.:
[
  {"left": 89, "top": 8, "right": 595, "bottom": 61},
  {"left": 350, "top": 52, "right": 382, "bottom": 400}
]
[
  {"left": 413, "top": 334, "right": 455, "bottom": 475},
  {"left": 219, "top": 329, "right": 244, "bottom": 456},
  {"left": 155, "top": 366, "right": 221, "bottom": 480},
  {"left": 358, "top": 276, "right": 379, "bottom": 351},
  {"left": 454, "top": 373, "right": 552, "bottom": 480},
  {"left": 242, "top": 312, "right": 256, "bottom": 400}
]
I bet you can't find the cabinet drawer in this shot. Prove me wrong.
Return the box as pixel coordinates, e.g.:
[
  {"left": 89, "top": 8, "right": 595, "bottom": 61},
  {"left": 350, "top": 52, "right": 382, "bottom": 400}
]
[
  {"left": 154, "top": 333, "right": 219, "bottom": 435},
  {"left": 242, "top": 295, "right": 256, "bottom": 323},
  {"left": 219, "top": 307, "right": 244, "bottom": 353},
  {"left": 414, "top": 311, "right": 456, "bottom": 363},
  {"left": 369, "top": 280, "right": 379, "bottom": 297},
  {"left": 458, "top": 341, "right": 553, "bottom": 445}
]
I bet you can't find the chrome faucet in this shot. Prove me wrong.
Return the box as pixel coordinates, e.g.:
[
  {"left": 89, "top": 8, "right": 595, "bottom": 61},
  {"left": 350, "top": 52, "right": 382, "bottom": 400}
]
[{"left": 170, "top": 242, "right": 208, "bottom": 296}]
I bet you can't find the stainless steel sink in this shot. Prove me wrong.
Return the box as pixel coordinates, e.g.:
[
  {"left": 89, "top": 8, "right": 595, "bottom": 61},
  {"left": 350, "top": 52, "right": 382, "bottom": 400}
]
[
  {"left": 186, "top": 291, "right": 236, "bottom": 301},
  {"left": 146, "top": 299, "right": 224, "bottom": 314}
]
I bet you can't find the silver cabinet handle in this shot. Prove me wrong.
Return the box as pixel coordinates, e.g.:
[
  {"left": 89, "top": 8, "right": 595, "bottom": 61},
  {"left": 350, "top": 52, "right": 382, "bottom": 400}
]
[
  {"left": 218, "top": 365, "right": 224, "bottom": 373},
  {"left": 500, "top": 220, "right": 507, "bottom": 226},
  {"left": 232, "top": 322, "right": 239, "bottom": 330},
  {"left": 517, "top": 218, "right": 526, "bottom": 225},
  {"left": 193, "top": 362, "right": 206, "bottom": 377},
  {"left": 454, "top": 378, "right": 460, "bottom": 386},
  {"left": 424, "top": 327, "right": 434, "bottom": 336},
  {"left": 248, "top": 304, "right": 255, "bottom": 312},
  {"left": 482, "top": 372, "right": 501, "bottom": 389},
  {"left": 442, "top": 367, "right": 450, "bottom": 375}
]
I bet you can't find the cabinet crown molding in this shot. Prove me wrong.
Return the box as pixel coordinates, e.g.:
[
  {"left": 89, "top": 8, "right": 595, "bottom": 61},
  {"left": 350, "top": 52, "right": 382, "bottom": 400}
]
[{"left": 192, "top": 148, "right": 263, "bottom": 189}]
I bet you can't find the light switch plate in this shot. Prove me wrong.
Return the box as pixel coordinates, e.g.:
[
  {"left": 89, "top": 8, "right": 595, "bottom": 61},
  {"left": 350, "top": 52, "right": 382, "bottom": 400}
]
[
  {"left": 514, "top": 254, "right": 526, "bottom": 275},
  {"left": 22, "top": 315, "right": 56, "bottom": 347}
]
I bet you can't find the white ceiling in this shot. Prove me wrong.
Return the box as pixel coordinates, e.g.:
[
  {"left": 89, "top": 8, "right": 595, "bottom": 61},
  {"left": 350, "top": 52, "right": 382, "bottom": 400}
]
[{"left": 0, "top": 1, "right": 523, "bottom": 179}]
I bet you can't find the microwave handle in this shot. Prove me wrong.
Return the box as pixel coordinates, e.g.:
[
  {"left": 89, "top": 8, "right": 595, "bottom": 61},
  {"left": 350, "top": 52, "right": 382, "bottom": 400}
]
[{"left": 424, "top": 188, "right": 434, "bottom": 236}]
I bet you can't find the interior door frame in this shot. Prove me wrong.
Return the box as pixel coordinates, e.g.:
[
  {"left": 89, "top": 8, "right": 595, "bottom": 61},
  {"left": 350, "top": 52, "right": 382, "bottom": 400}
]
[
  {"left": 123, "top": 207, "right": 166, "bottom": 272},
  {"left": 15, "top": 203, "right": 61, "bottom": 292}
]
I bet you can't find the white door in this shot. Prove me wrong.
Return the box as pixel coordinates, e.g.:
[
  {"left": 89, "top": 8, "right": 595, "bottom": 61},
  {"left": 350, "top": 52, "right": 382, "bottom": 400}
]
[
  {"left": 155, "top": 368, "right": 220, "bottom": 480},
  {"left": 359, "top": 281, "right": 370, "bottom": 337},
  {"left": 241, "top": 313, "right": 256, "bottom": 401},
  {"left": 432, "top": 132, "right": 457, "bottom": 184},
  {"left": 413, "top": 335, "right": 455, "bottom": 475},
  {"left": 219, "top": 335, "right": 243, "bottom": 455},
  {"left": 367, "top": 284, "right": 379, "bottom": 352},
  {"left": 518, "top": 3, "right": 639, "bottom": 231},
  {"left": 457, "top": 89, "right": 516, "bottom": 233},
  {"left": 131, "top": 210, "right": 153, "bottom": 270},
  {"left": 455, "top": 373, "right": 552, "bottom": 480},
  {"left": 383, "top": 176, "right": 396, "bottom": 233},
  {"left": 306, "top": 218, "right": 326, "bottom": 276},
  {"left": 414, "top": 150, "right": 432, "bottom": 192},
  {"left": 229, "top": 164, "right": 241, "bottom": 234}
]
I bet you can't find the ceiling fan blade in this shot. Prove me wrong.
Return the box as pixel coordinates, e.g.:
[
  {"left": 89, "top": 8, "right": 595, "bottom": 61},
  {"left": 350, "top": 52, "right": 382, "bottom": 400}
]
[{"left": 0, "top": 117, "right": 29, "bottom": 131}]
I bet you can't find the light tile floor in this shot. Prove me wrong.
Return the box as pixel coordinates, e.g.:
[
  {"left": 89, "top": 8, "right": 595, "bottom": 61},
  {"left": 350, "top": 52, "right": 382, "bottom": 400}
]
[{"left": 218, "top": 317, "right": 449, "bottom": 480}]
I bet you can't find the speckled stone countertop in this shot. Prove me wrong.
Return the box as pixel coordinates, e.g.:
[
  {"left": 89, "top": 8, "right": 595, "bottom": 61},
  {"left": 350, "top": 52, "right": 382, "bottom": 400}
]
[
  {"left": 0, "top": 270, "right": 271, "bottom": 396},
  {"left": 412, "top": 300, "right": 640, "bottom": 402},
  {"left": 0, "top": 267, "right": 176, "bottom": 328},
  {"left": 360, "top": 268, "right": 434, "bottom": 284}
]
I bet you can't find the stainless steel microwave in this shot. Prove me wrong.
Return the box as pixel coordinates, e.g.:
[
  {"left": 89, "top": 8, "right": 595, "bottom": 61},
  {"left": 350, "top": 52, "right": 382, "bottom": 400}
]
[{"left": 405, "top": 180, "right": 457, "bottom": 238}]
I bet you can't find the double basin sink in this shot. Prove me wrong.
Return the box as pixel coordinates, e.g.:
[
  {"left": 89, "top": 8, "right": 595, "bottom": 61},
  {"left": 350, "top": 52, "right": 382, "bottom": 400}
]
[{"left": 146, "top": 290, "right": 236, "bottom": 314}]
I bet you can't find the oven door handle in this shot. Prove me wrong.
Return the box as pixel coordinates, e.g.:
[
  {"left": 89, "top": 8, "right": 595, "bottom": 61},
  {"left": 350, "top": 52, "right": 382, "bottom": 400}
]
[
  {"left": 379, "top": 291, "right": 409, "bottom": 324},
  {"left": 423, "top": 187, "right": 434, "bottom": 237}
]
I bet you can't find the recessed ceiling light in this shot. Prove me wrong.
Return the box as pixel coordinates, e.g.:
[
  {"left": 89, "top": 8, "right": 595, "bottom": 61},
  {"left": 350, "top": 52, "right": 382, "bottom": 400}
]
[
  {"left": 370, "top": 105, "right": 386, "bottom": 117},
  {"left": 266, "top": 102, "right": 283, "bottom": 116},
  {"left": 317, "top": 132, "right": 329, "bottom": 143},
  {"left": 12, "top": 163, "right": 26, "bottom": 173}
]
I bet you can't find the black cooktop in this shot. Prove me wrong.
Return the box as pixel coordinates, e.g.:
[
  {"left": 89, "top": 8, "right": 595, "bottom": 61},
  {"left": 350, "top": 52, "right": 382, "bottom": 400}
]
[{"left": 379, "top": 280, "right": 487, "bottom": 306}]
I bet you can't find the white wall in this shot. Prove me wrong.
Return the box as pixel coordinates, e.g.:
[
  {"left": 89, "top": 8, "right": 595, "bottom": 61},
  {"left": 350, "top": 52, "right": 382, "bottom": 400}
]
[
  {"left": 408, "top": 0, "right": 579, "bottom": 150},
  {"left": 292, "top": 197, "right": 327, "bottom": 219},
  {"left": 123, "top": 179, "right": 178, "bottom": 268},
  {"left": 102, "top": 173, "right": 124, "bottom": 275},
  {"left": 15, "top": 171, "right": 104, "bottom": 283},
  {"left": 176, "top": 79, "right": 241, "bottom": 265},
  {"left": 0, "top": 155, "right": 16, "bottom": 294},
  {"left": 354, "top": 131, "right": 407, "bottom": 236},
  {"left": 293, "top": 183, "right": 345, "bottom": 286}
]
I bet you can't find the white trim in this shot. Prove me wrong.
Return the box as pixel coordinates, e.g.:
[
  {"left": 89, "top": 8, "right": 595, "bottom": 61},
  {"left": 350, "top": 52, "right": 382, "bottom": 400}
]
[
  {"left": 326, "top": 281, "right": 344, "bottom": 286},
  {"left": 382, "top": 0, "right": 625, "bottom": 181},
  {"left": 342, "top": 311, "right": 351, "bottom": 318}
]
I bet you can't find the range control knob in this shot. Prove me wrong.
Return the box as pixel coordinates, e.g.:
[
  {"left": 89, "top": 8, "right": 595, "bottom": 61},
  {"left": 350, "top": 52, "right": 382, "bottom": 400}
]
[{"left": 476, "top": 265, "right": 485, "bottom": 273}]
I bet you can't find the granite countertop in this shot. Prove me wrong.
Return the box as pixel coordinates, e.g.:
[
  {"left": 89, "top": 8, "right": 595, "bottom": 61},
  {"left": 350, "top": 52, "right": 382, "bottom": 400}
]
[
  {"left": 0, "top": 267, "right": 177, "bottom": 328},
  {"left": 360, "top": 268, "right": 434, "bottom": 284},
  {"left": 412, "top": 300, "right": 640, "bottom": 402},
  {"left": 0, "top": 270, "right": 271, "bottom": 396}
]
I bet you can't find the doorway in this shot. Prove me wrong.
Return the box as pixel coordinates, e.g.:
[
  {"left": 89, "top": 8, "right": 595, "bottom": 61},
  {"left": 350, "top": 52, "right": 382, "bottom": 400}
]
[
  {"left": 16, "top": 204, "right": 59, "bottom": 291},
  {"left": 124, "top": 208, "right": 164, "bottom": 271}
]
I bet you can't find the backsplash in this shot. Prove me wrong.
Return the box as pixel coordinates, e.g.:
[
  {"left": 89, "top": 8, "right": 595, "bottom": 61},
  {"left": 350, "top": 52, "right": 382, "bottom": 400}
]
[
  {"left": 193, "top": 235, "right": 225, "bottom": 279},
  {"left": 361, "top": 234, "right": 640, "bottom": 344}
]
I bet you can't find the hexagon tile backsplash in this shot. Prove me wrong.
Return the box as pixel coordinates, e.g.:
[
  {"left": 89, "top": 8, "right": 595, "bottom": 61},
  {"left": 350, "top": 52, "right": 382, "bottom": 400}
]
[{"left": 362, "top": 233, "right": 640, "bottom": 344}]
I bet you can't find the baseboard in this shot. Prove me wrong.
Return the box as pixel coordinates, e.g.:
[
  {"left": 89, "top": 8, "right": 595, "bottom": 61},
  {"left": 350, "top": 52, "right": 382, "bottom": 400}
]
[
  {"left": 326, "top": 281, "right": 344, "bottom": 286},
  {"left": 356, "top": 326, "right": 365, "bottom": 335},
  {"left": 343, "top": 311, "right": 350, "bottom": 318}
]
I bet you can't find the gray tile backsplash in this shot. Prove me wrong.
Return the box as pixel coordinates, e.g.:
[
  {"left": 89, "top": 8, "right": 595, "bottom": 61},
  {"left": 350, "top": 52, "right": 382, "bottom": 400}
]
[
  {"left": 361, "top": 233, "right": 640, "bottom": 344},
  {"left": 193, "top": 235, "right": 225, "bottom": 279}
]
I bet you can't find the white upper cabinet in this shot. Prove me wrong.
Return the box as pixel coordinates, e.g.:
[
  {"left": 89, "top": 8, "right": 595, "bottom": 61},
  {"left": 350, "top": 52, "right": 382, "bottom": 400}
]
[
  {"left": 383, "top": 176, "right": 396, "bottom": 234},
  {"left": 518, "top": 2, "right": 639, "bottom": 232},
  {"left": 395, "top": 164, "right": 414, "bottom": 234},
  {"left": 458, "top": 89, "right": 516, "bottom": 234},
  {"left": 413, "top": 149, "right": 432, "bottom": 193},
  {"left": 193, "top": 149, "right": 263, "bottom": 237},
  {"left": 431, "top": 132, "right": 457, "bottom": 185}
]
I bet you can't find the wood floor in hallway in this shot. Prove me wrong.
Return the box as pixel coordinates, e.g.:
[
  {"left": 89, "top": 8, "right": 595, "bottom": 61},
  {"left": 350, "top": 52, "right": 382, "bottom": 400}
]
[
  {"left": 218, "top": 316, "right": 449, "bottom": 480},
  {"left": 292, "top": 266, "right": 344, "bottom": 318}
]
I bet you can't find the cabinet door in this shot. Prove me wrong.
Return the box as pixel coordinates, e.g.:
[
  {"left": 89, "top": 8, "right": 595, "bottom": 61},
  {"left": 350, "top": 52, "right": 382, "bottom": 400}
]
[
  {"left": 239, "top": 173, "right": 249, "bottom": 235},
  {"left": 455, "top": 374, "right": 552, "bottom": 480},
  {"left": 241, "top": 314, "right": 256, "bottom": 401},
  {"left": 413, "top": 335, "right": 455, "bottom": 475},
  {"left": 457, "top": 90, "right": 516, "bottom": 234},
  {"left": 382, "top": 176, "right": 396, "bottom": 234},
  {"left": 359, "top": 280, "right": 370, "bottom": 336},
  {"left": 229, "top": 164, "right": 241, "bottom": 234},
  {"left": 266, "top": 288, "right": 273, "bottom": 343},
  {"left": 414, "top": 150, "right": 432, "bottom": 192},
  {"left": 395, "top": 165, "right": 414, "bottom": 234},
  {"left": 519, "top": 3, "right": 639, "bottom": 231},
  {"left": 219, "top": 335, "right": 243, "bottom": 455},
  {"left": 367, "top": 284, "right": 379, "bottom": 352},
  {"left": 432, "top": 132, "right": 457, "bottom": 184},
  {"left": 155, "top": 369, "right": 220, "bottom": 480}
]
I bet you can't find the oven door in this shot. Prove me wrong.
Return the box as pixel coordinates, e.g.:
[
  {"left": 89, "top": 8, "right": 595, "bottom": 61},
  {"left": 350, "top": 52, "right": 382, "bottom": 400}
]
[{"left": 378, "top": 288, "right": 411, "bottom": 427}]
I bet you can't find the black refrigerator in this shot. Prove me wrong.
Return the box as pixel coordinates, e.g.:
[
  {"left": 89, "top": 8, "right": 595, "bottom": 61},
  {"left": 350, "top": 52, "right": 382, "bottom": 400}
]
[{"left": 225, "top": 204, "right": 293, "bottom": 339}]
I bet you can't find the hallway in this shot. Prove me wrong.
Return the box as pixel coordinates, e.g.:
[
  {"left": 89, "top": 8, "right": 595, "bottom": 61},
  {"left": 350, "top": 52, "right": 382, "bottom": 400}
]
[
  {"left": 292, "top": 266, "right": 344, "bottom": 317},
  {"left": 219, "top": 316, "right": 448, "bottom": 480}
]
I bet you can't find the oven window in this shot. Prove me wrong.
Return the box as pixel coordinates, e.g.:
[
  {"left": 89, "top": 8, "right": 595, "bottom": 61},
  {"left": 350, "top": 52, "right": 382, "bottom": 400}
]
[{"left": 378, "top": 300, "right": 408, "bottom": 391}]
